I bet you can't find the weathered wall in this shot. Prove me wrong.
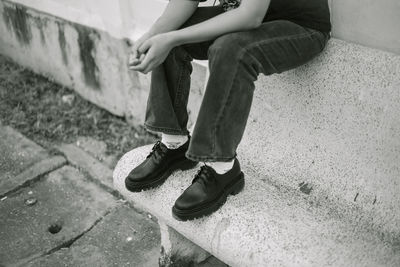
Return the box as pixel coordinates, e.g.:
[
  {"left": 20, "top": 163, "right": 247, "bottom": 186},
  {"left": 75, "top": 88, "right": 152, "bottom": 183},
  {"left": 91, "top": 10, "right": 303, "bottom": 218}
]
[
  {"left": 5, "top": 0, "right": 400, "bottom": 54},
  {"left": 4, "top": 0, "right": 126, "bottom": 38},
  {"left": 0, "top": 0, "right": 207, "bottom": 127},
  {"left": 0, "top": 1, "right": 145, "bottom": 121},
  {"left": 330, "top": 0, "right": 400, "bottom": 55}
]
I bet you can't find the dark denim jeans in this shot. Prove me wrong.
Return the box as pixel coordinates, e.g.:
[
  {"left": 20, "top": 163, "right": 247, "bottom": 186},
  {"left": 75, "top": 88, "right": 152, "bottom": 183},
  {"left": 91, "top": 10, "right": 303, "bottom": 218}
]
[{"left": 144, "top": 6, "right": 330, "bottom": 162}]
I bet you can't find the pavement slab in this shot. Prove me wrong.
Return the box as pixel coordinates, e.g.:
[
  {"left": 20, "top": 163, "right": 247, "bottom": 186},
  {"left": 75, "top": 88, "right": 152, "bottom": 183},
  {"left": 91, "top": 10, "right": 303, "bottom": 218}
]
[
  {"left": 0, "top": 125, "right": 66, "bottom": 197},
  {"left": 0, "top": 126, "right": 48, "bottom": 178},
  {"left": 0, "top": 126, "right": 66, "bottom": 196},
  {"left": 0, "top": 156, "right": 67, "bottom": 197},
  {"left": 27, "top": 204, "right": 161, "bottom": 267},
  {"left": 0, "top": 166, "right": 118, "bottom": 266}
]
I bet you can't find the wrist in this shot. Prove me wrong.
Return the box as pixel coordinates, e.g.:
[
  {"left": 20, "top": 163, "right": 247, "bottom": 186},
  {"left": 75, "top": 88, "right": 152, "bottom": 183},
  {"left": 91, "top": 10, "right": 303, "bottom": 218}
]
[{"left": 165, "top": 30, "right": 182, "bottom": 47}]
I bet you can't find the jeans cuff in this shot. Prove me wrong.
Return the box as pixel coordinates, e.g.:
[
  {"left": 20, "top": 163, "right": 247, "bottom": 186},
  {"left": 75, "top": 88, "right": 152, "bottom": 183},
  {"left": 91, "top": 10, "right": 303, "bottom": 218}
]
[{"left": 144, "top": 123, "right": 189, "bottom": 136}]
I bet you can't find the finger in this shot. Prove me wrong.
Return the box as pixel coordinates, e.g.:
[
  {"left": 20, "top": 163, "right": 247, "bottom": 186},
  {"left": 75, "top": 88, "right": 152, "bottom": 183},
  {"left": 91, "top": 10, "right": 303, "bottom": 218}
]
[
  {"left": 129, "top": 58, "right": 146, "bottom": 71},
  {"left": 129, "top": 61, "right": 143, "bottom": 71},
  {"left": 130, "top": 54, "right": 151, "bottom": 72},
  {"left": 128, "top": 60, "right": 141, "bottom": 68},
  {"left": 130, "top": 63, "right": 148, "bottom": 72},
  {"left": 128, "top": 51, "right": 146, "bottom": 67},
  {"left": 128, "top": 54, "right": 139, "bottom": 66},
  {"left": 131, "top": 50, "right": 138, "bottom": 59},
  {"left": 143, "top": 66, "right": 152, "bottom": 74},
  {"left": 142, "top": 58, "right": 156, "bottom": 74},
  {"left": 132, "top": 47, "right": 142, "bottom": 59},
  {"left": 143, "top": 60, "right": 161, "bottom": 74},
  {"left": 139, "top": 53, "right": 152, "bottom": 69},
  {"left": 138, "top": 40, "right": 151, "bottom": 55}
]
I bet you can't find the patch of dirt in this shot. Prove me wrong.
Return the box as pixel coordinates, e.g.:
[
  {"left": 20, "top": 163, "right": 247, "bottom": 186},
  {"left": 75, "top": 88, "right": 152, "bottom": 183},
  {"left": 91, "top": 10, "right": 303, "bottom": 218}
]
[{"left": 0, "top": 55, "right": 156, "bottom": 159}]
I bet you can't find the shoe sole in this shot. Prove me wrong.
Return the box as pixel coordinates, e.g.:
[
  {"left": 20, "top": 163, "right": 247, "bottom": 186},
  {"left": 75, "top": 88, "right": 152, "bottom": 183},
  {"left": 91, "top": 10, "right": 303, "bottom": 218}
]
[
  {"left": 125, "top": 158, "right": 198, "bottom": 192},
  {"left": 171, "top": 172, "right": 245, "bottom": 221}
]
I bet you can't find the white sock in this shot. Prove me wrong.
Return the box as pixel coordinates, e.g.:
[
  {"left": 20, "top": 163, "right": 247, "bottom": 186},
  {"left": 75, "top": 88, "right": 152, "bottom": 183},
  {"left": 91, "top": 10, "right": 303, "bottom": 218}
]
[
  {"left": 205, "top": 160, "right": 234, "bottom": 174},
  {"left": 161, "top": 133, "right": 188, "bottom": 149}
]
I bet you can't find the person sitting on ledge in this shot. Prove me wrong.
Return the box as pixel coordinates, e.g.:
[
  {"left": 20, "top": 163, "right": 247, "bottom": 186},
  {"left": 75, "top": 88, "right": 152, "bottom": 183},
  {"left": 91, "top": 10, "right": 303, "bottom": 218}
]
[{"left": 125, "top": 0, "right": 331, "bottom": 221}]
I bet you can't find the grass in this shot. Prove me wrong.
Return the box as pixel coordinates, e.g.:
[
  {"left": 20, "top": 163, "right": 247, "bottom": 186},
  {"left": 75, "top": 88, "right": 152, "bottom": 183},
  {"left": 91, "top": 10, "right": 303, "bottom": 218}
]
[{"left": 0, "top": 55, "right": 156, "bottom": 159}]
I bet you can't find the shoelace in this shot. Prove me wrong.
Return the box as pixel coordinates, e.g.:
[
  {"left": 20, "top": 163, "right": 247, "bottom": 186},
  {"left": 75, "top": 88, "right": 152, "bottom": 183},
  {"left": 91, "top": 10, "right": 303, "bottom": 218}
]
[
  {"left": 146, "top": 141, "right": 167, "bottom": 161},
  {"left": 192, "top": 165, "right": 216, "bottom": 187}
]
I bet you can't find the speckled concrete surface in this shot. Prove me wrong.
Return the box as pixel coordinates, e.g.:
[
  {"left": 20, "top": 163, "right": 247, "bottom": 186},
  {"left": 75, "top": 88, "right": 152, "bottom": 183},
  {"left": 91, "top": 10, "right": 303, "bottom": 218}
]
[
  {"left": 113, "top": 146, "right": 400, "bottom": 267},
  {"left": 240, "top": 38, "right": 400, "bottom": 238}
]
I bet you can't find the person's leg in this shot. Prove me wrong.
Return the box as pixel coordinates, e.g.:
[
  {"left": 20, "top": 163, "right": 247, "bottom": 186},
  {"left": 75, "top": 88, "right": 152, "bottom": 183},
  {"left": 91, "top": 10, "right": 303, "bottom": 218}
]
[
  {"left": 144, "top": 6, "right": 224, "bottom": 137},
  {"left": 125, "top": 6, "right": 224, "bottom": 193},
  {"left": 173, "top": 20, "right": 330, "bottom": 220},
  {"left": 186, "top": 20, "right": 330, "bottom": 162}
]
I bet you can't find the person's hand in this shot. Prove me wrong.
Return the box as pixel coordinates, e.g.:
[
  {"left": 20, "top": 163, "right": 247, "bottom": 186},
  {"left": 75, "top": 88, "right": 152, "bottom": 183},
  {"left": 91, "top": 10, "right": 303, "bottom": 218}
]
[
  {"left": 127, "top": 32, "right": 152, "bottom": 68},
  {"left": 129, "top": 33, "right": 176, "bottom": 74}
]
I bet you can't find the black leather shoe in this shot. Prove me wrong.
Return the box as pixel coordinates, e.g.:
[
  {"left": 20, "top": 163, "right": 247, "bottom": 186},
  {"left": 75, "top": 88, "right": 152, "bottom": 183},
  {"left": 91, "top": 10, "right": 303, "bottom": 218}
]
[
  {"left": 125, "top": 139, "right": 197, "bottom": 192},
  {"left": 172, "top": 158, "right": 244, "bottom": 221}
]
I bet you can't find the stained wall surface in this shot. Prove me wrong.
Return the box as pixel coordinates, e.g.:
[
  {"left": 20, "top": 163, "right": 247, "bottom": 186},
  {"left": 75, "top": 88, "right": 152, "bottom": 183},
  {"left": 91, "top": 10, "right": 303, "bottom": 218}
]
[
  {"left": 5, "top": 0, "right": 400, "bottom": 54},
  {"left": 330, "top": 0, "right": 400, "bottom": 55}
]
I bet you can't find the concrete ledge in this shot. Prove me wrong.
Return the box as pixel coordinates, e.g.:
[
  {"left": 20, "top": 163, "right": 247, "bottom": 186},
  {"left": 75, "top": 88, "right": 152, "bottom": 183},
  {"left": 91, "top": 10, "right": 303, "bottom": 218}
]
[
  {"left": 113, "top": 38, "right": 400, "bottom": 266},
  {"left": 113, "top": 146, "right": 400, "bottom": 266},
  {"left": 242, "top": 39, "right": 400, "bottom": 237}
]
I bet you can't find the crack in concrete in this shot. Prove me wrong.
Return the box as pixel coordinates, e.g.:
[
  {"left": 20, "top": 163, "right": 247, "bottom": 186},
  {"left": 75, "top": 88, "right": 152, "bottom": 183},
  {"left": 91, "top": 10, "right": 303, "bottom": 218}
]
[
  {"left": 1, "top": 158, "right": 67, "bottom": 198},
  {"left": 54, "top": 146, "right": 119, "bottom": 197},
  {"left": 66, "top": 160, "right": 121, "bottom": 198},
  {"left": 14, "top": 208, "right": 115, "bottom": 266},
  {"left": 45, "top": 209, "right": 113, "bottom": 254}
]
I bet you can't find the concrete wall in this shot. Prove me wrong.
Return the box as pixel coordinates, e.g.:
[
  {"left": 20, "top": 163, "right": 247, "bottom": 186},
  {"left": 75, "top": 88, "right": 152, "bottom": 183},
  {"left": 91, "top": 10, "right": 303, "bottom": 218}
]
[
  {"left": 5, "top": 0, "right": 400, "bottom": 54},
  {"left": 0, "top": 0, "right": 208, "bottom": 127},
  {"left": 5, "top": 0, "right": 126, "bottom": 37},
  {"left": 0, "top": 0, "right": 143, "bottom": 120},
  {"left": 330, "top": 0, "right": 400, "bottom": 55}
]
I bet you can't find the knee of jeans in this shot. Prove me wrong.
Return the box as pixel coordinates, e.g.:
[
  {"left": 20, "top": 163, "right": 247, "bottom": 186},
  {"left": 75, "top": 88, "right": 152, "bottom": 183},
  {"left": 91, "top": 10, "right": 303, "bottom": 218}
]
[
  {"left": 208, "top": 33, "right": 244, "bottom": 60},
  {"left": 168, "top": 46, "right": 192, "bottom": 61}
]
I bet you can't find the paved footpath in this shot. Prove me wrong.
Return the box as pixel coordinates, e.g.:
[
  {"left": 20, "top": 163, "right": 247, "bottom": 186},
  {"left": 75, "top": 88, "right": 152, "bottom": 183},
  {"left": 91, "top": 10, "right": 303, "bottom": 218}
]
[{"left": 0, "top": 125, "right": 161, "bottom": 266}]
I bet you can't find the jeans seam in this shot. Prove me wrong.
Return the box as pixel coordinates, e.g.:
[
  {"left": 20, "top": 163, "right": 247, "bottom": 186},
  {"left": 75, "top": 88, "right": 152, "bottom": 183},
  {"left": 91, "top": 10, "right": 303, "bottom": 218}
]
[
  {"left": 240, "top": 30, "right": 320, "bottom": 57},
  {"left": 213, "top": 64, "right": 240, "bottom": 153},
  {"left": 174, "top": 62, "right": 183, "bottom": 108},
  {"left": 173, "top": 49, "right": 186, "bottom": 109}
]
